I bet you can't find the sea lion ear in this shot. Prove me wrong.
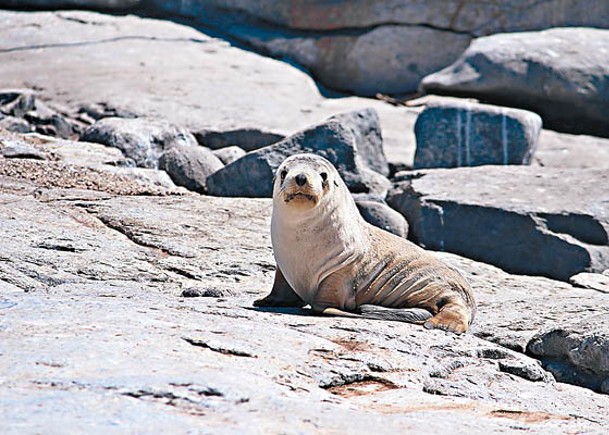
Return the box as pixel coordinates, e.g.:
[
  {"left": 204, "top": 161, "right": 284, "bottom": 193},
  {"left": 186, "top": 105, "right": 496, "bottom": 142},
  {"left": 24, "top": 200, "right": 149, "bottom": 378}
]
[{"left": 334, "top": 179, "right": 339, "bottom": 187}]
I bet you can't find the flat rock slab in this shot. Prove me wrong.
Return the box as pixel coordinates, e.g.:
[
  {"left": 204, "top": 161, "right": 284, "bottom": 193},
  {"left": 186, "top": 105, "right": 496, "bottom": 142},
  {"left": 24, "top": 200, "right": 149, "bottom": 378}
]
[
  {"left": 414, "top": 100, "right": 541, "bottom": 169},
  {"left": 2, "top": 168, "right": 609, "bottom": 433},
  {"left": 0, "top": 10, "right": 415, "bottom": 166},
  {"left": 388, "top": 166, "right": 609, "bottom": 281}
]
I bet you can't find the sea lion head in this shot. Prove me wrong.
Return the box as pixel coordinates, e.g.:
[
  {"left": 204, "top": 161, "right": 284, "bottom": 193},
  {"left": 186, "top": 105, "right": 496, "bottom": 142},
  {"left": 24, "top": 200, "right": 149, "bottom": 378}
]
[{"left": 272, "top": 153, "right": 340, "bottom": 211}]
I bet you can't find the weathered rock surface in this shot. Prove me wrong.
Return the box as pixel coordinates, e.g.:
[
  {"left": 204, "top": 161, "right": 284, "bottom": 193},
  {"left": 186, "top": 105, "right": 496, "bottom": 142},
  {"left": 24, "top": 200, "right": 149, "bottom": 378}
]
[
  {"left": 147, "top": 0, "right": 609, "bottom": 95},
  {"left": 388, "top": 166, "right": 609, "bottom": 281},
  {"left": 527, "top": 315, "right": 609, "bottom": 394},
  {"left": 2, "top": 155, "right": 609, "bottom": 432},
  {"left": 534, "top": 130, "right": 609, "bottom": 170},
  {"left": 159, "top": 145, "right": 223, "bottom": 193},
  {"left": 0, "top": 10, "right": 414, "bottom": 167},
  {"left": 81, "top": 118, "right": 197, "bottom": 169},
  {"left": 569, "top": 272, "right": 609, "bottom": 293},
  {"left": 421, "top": 28, "right": 609, "bottom": 137},
  {"left": 414, "top": 100, "right": 541, "bottom": 169},
  {"left": 207, "top": 110, "right": 390, "bottom": 198}
]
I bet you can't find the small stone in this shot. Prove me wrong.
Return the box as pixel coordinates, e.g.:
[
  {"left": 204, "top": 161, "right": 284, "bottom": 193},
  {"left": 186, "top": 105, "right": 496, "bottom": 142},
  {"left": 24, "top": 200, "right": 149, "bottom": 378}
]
[
  {"left": 159, "top": 145, "right": 224, "bottom": 193},
  {"left": 569, "top": 273, "right": 609, "bottom": 294},
  {"left": 212, "top": 146, "right": 246, "bottom": 165},
  {"left": 355, "top": 200, "right": 408, "bottom": 238}
]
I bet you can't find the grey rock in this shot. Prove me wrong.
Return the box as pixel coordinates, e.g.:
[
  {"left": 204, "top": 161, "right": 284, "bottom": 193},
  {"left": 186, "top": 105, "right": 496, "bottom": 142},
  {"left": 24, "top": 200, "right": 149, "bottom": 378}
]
[
  {"left": 171, "top": 0, "right": 609, "bottom": 34},
  {"left": 388, "top": 166, "right": 609, "bottom": 282},
  {"left": 414, "top": 100, "right": 542, "bottom": 169},
  {"left": 0, "top": 0, "right": 141, "bottom": 9},
  {"left": 355, "top": 200, "right": 408, "bottom": 238},
  {"left": 147, "top": 0, "right": 609, "bottom": 95},
  {"left": 212, "top": 146, "right": 246, "bottom": 165},
  {"left": 2, "top": 149, "right": 609, "bottom": 431},
  {"left": 195, "top": 128, "right": 284, "bottom": 152},
  {"left": 0, "top": 116, "right": 31, "bottom": 133},
  {"left": 0, "top": 10, "right": 413, "bottom": 168},
  {"left": 81, "top": 118, "right": 198, "bottom": 169},
  {"left": 421, "top": 28, "right": 609, "bottom": 137},
  {"left": 534, "top": 130, "right": 609, "bottom": 170},
  {"left": 158, "top": 145, "right": 224, "bottom": 193},
  {"left": 569, "top": 273, "right": 609, "bottom": 294},
  {"left": 242, "top": 24, "right": 471, "bottom": 96},
  {"left": 527, "top": 315, "right": 609, "bottom": 394},
  {"left": 330, "top": 108, "right": 388, "bottom": 176},
  {"left": 207, "top": 110, "right": 391, "bottom": 198},
  {"left": 0, "top": 139, "right": 47, "bottom": 160}
]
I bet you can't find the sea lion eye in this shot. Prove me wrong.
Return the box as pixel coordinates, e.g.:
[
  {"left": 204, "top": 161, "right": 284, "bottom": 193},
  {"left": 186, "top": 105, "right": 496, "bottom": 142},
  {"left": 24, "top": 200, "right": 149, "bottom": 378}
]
[
  {"left": 320, "top": 172, "right": 328, "bottom": 182},
  {"left": 280, "top": 170, "right": 288, "bottom": 181}
]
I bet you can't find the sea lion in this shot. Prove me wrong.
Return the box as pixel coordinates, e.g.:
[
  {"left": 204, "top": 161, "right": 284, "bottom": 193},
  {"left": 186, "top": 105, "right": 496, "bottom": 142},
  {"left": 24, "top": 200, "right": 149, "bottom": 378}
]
[{"left": 254, "top": 154, "right": 476, "bottom": 333}]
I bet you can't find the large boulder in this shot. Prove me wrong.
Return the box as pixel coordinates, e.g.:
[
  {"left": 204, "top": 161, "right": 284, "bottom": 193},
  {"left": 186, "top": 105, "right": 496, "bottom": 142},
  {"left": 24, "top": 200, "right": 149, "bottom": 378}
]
[
  {"left": 414, "top": 100, "right": 542, "bottom": 169},
  {"left": 388, "top": 166, "right": 609, "bottom": 282},
  {"left": 207, "top": 109, "right": 390, "bottom": 197},
  {"left": 81, "top": 118, "right": 198, "bottom": 169},
  {"left": 421, "top": 28, "right": 609, "bottom": 137},
  {"left": 147, "top": 0, "right": 609, "bottom": 95}
]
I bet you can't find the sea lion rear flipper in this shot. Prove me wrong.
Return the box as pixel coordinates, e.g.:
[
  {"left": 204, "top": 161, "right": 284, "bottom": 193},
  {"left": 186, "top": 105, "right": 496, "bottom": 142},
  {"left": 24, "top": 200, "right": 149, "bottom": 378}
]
[
  {"left": 358, "top": 304, "right": 432, "bottom": 324},
  {"left": 254, "top": 266, "right": 306, "bottom": 308}
]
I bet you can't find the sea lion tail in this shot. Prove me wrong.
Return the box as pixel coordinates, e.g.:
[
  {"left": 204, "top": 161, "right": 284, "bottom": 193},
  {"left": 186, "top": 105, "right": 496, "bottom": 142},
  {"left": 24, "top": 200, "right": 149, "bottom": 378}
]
[{"left": 358, "top": 304, "right": 432, "bottom": 324}]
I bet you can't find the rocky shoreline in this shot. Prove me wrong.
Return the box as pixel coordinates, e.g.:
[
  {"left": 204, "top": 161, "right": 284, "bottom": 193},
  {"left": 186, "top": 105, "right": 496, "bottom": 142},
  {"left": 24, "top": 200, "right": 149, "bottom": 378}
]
[{"left": 1, "top": 4, "right": 608, "bottom": 434}]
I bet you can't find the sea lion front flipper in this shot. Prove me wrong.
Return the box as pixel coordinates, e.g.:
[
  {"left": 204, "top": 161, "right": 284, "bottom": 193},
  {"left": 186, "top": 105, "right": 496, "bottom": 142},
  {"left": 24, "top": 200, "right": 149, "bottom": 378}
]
[
  {"left": 254, "top": 266, "right": 306, "bottom": 308},
  {"left": 358, "top": 304, "right": 432, "bottom": 324}
]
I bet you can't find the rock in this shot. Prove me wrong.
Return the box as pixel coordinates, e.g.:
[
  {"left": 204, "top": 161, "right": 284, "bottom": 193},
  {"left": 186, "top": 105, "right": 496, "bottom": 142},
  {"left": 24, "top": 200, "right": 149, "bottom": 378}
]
[
  {"left": 414, "top": 100, "right": 542, "bottom": 169},
  {"left": 527, "top": 315, "right": 609, "bottom": 394},
  {"left": 388, "top": 166, "right": 609, "bottom": 282},
  {"left": 355, "top": 200, "right": 408, "bottom": 238},
  {"left": 171, "top": 0, "right": 609, "bottom": 34},
  {"left": 241, "top": 24, "right": 471, "bottom": 96},
  {"left": 2, "top": 161, "right": 609, "bottom": 432},
  {"left": 421, "top": 28, "right": 609, "bottom": 137},
  {"left": 206, "top": 110, "right": 390, "bottom": 198},
  {"left": 569, "top": 273, "right": 609, "bottom": 294},
  {"left": 212, "top": 146, "right": 246, "bottom": 165},
  {"left": 0, "top": 116, "right": 31, "bottom": 133},
  {"left": 0, "top": 0, "right": 141, "bottom": 9},
  {"left": 534, "top": 130, "right": 609, "bottom": 170},
  {"left": 0, "top": 139, "right": 48, "bottom": 160},
  {"left": 159, "top": 145, "right": 224, "bottom": 193},
  {"left": 147, "top": 0, "right": 609, "bottom": 95},
  {"left": 330, "top": 108, "right": 388, "bottom": 176},
  {"left": 0, "top": 10, "right": 413, "bottom": 168},
  {"left": 81, "top": 118, "right": 198, "bottom": 169},
  {"left": 194, "top": 128, "right": 284, "bottom": 152}
]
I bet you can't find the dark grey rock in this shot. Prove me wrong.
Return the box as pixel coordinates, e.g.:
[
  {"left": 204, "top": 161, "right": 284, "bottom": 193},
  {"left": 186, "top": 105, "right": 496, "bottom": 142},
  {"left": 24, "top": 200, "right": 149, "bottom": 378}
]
[
  {"left": 212, "top": 146, "right": 246, "bottom": 165},
  {"left": 388, "top": 166, "right": 609, "bottom": 282},
  {"left": 194, "top": 128, "right": 284, "bottom": 152},
  {"left": 0, "top": 116, "right": 31, "bottom": 133},
  {"left": 206, "top": 110, "right": 390, "bottom": 198},
  {"left": 0, "top": 90, "right": 35, "bottom": 118},
  {"left": 414, "top": 101, "right": 542, "bottom": 169},
  {"left": 421, "top": 28, "right": 609, "bottom": 137},
  {"left": 527, "top": 314, "right": 609, "bottom": 394},
  {"left": 330, "top": 108, "right": 388, "bottom": 176},
  {"left": 81, "top": 118, "right": 198, "bottom": 169},
  {"left": 159, "top": 145, "right": 224, "bottom": 193},
  {"left": 355, "top": 200, "right": 408, "bottom": 238}
]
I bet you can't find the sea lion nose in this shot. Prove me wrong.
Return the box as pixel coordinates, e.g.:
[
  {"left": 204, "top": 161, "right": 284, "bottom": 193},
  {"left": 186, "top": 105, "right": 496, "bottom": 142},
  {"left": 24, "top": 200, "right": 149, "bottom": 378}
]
[{"left": 295, "top": 173, "right": 307, "bottom": 186}]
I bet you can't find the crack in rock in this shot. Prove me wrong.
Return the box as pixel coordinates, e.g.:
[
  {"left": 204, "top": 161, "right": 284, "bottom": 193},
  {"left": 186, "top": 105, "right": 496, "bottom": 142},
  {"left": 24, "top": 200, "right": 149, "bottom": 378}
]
[{"left": 183, "top": 337, "right": 257, "bottom": 358}]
